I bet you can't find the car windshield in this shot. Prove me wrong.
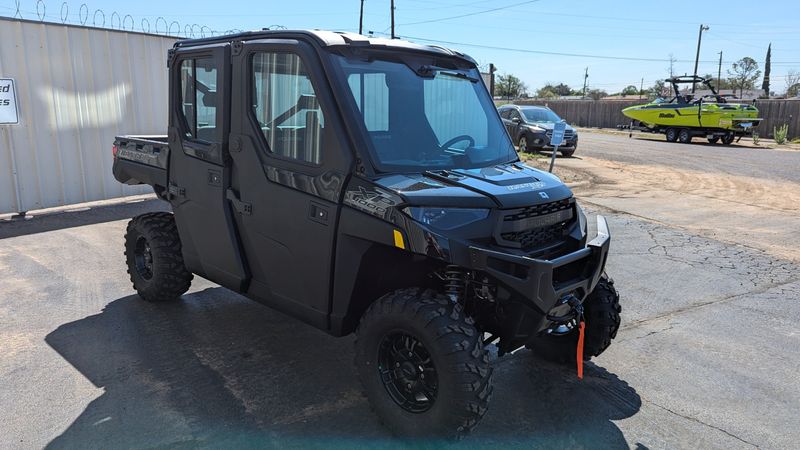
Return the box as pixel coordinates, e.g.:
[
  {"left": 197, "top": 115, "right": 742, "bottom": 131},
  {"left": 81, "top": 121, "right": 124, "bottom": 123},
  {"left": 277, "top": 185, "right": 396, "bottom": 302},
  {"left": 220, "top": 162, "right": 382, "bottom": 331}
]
[
  {"left": 334, "top": 55, "right": 516, "bottom": 172},
  {"left": 522, "top": 108, "right": 562, "bottom": 123}
]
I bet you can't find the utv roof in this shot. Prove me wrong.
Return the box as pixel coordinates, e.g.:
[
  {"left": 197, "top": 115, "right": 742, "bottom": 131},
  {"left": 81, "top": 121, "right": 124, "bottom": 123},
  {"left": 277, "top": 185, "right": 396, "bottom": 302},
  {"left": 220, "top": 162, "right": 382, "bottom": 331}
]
[{"left": 174, "top": 29, "right": 476, "bottom": 64}]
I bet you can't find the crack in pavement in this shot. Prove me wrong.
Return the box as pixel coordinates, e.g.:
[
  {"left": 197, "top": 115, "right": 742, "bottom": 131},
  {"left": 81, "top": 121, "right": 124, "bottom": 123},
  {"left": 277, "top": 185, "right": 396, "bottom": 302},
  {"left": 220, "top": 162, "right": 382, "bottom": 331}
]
[
  {"left": 620, "top": 275, "right": 800, "bottom": 332},
  {"left": 643, "top": 398, "right": 759, "bottom": 448}
]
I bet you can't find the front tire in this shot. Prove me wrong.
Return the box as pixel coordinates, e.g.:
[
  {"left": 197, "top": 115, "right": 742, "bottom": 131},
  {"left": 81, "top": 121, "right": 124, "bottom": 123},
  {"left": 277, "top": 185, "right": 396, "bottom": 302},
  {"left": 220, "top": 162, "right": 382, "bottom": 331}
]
[
  {"left": 354, "top": 288, "right": 492, "bottom": 438},
  {"left": 527, "top": 276, "right": 621, "bottom": 363},
  {"left": 124, "top": 212, "right": 192, "bottom": 302}
]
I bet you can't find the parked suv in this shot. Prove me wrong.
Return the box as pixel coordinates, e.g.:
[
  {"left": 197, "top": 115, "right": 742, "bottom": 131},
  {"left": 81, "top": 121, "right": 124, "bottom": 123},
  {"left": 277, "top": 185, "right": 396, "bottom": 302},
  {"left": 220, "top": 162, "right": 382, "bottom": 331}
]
[
  {"left": 498, "top": 104, "right": 578, "bottom": 156},
  {"left": 112, "top": 30, "right": 620, "bottom": 438}
]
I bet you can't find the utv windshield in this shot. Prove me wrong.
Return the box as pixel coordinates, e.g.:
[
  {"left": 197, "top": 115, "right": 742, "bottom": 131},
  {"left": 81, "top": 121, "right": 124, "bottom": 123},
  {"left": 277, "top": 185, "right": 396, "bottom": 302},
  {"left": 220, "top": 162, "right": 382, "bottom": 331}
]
[
  {"left": 334, "top": 55, "right": 516, "bottom": 172},
  {"left": 522, "top": 108, "right": 562, "bottom": 123}
]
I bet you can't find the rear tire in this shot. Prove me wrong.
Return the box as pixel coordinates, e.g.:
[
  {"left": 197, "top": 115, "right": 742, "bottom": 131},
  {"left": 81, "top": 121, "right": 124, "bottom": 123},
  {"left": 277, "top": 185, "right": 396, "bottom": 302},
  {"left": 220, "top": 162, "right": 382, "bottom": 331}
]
[
  {"left": 721, "top": 133, "right": 735, "bottom": 145},
  {"left": 124, "top": 212, "right": 192, "bottom": 302},
  {"left": 518, "top": 135, "right": 530, "bottom": 153},
  {"left": 678, "top": 128, "right": 692, "bottom": 143},
  {"left": 665, "top": 128, "right": 678, "bottom": 142},
  {"left": 527, "top": 276, "right": 621, "bottom": 363},
  {"left": 354, "top": 288, "right": 492, "bottom": 438}
]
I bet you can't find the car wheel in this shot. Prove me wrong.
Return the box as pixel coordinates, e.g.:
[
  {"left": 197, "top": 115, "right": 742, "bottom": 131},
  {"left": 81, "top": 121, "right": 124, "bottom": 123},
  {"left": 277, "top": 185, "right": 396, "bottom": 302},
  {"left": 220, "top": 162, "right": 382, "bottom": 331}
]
[
  {"left": 124, "top": 212, "right": 193, "bottom": 302},
  {"left": 354, "top": 288, "right": 492, "bottom": 438},
  {"left": 560, "top": 149, "right": 575, "bottom": 158},
  {"left": 518, "top": 135, "right": 530, "bottom": 152}
]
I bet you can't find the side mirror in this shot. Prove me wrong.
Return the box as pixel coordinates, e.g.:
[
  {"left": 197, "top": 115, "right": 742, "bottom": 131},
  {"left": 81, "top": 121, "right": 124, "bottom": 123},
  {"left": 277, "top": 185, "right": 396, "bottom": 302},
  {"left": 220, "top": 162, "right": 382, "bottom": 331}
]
[{"left": 511, "top": 117, "right": 521, "bottom": 124}]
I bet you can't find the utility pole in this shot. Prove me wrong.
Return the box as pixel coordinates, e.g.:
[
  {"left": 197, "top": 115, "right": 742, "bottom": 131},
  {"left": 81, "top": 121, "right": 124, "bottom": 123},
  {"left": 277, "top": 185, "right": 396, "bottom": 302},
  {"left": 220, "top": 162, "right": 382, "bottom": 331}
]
[
  {"left": 639, "top": 77, "right": 644, "bottom": 99},
  {"left": 692, "top": 24, "right": 710, "bottom": 93},
  {"left": 359, "top": 0, "right": 365, "bottom": 34},
  {"left": 489, "top": 63, "right": 497, "bottom": 98},
  {"left": 668, "top": 53, "right": 676, "bottom": 97},
  {"left": 717, "top": 51, "right": 723, "bottom": 93},
  {"left": 581, "top": 67, "right": 588, "bottom": 99},
  {"left": 390, "top": 0, "right": 396, "bottom": 39}
]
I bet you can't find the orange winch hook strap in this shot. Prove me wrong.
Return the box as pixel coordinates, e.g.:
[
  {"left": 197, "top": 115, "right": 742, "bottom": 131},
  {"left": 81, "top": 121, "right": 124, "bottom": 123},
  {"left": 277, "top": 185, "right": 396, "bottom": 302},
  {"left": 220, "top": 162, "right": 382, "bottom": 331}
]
[{"left": 576, "top": 321, "right": 586, "bottom": 380}]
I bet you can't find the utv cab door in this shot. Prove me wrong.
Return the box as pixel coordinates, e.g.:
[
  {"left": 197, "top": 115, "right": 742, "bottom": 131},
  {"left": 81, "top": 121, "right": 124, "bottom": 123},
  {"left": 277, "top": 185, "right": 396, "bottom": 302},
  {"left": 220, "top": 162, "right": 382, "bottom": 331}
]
[
  {"left": 227, "top": 39, "right": 353, "bottom": 329},
  {"left": 168, "top": 45, "right": 248, "bottom": 291}
]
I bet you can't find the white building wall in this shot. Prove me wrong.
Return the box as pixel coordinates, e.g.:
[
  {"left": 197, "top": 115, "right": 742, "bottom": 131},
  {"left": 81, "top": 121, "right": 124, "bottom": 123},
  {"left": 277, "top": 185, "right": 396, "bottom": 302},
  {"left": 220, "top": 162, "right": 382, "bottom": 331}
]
[{"left": 0, "top": 18, "right": 177, "bottom": 214}]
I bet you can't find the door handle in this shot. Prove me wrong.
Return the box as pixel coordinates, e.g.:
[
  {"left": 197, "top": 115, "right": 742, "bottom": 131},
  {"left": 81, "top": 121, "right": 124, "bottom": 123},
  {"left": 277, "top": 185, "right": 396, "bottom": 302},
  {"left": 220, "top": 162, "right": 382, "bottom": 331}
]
[{"left": 309, "top": 202, "right": 329, "bottom": 225}]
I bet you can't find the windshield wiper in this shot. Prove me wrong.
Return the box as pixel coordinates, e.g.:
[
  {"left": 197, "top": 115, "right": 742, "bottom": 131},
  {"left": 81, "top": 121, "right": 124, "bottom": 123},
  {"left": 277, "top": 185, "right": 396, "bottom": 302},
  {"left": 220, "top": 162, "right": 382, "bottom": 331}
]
[
  {"left": 437, "top": 71, "right": 479, "bottom": 83},
  {"left": 417, "top": 65, "right": 479, "bottom": 82}
]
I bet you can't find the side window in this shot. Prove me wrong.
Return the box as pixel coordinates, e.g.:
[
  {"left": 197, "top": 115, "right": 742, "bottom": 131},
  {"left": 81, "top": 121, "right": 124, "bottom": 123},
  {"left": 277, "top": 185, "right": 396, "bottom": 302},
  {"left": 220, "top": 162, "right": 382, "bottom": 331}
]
[
  {"left": 499, "top": 108, "right": 510, "bottom": 119},
  {"left": 509, "top": 109, "right": 521, "bottom": 121},
  {"left": 179, "top": 57, "right": 218, "bottom": 142},
  {"left": 347, "top": 73, "right": 389, "bottom": 132},
  {"left": 252, "top": 52, "right": 324, "bottom": 164}
]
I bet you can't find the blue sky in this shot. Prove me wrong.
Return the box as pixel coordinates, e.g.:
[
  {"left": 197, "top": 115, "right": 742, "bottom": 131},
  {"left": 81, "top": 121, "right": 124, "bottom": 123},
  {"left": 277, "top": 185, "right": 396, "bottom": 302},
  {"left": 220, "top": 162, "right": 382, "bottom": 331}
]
[{"left": 8, "top": 0, "right": 800, "bottom": 93}]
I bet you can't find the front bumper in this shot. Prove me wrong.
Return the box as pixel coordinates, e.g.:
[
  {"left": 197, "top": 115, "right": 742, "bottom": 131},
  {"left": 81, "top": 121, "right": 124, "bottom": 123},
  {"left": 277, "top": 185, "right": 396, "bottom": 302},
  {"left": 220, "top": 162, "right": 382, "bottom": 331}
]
[{"left": 467, "top": 215, "right": 610, "bottom": 325}]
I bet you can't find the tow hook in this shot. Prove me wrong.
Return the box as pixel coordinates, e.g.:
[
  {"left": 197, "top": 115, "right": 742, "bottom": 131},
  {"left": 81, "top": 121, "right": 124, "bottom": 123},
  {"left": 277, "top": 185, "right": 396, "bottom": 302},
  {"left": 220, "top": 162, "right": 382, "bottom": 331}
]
[{"left": 545, "top": 294, "right": 583, "bottom": 335}]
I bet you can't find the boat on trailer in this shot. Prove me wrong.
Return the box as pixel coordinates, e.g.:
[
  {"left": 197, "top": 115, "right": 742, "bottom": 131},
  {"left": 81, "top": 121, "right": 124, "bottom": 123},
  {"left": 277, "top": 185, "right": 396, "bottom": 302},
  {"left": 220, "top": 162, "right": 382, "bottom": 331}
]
[{"left": 622, "top": 76, "right": 761, "bottom": 144}]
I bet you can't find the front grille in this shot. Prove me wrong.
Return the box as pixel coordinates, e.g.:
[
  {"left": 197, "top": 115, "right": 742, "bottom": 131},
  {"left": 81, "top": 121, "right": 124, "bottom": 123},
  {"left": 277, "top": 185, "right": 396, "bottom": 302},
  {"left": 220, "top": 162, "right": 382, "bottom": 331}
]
[
  {"left": 498, "top": 198, "right": 574, "bottom": 249},
  {"left": 546, "top": 130, "right": 574, "bottom": 140},
  {"left": 501, "top": 223, "right": 565, "bottom": 248},
  {"left": 503, "top": 198, "right": 572, "bottom": 222}
]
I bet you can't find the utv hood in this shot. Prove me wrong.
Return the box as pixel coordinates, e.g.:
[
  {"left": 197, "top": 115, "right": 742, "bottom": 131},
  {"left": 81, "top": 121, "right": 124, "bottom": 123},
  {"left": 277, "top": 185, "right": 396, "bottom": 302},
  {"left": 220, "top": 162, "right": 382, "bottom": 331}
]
[{"left": 374, "top": 163, "right": 573, "bottom": 209}]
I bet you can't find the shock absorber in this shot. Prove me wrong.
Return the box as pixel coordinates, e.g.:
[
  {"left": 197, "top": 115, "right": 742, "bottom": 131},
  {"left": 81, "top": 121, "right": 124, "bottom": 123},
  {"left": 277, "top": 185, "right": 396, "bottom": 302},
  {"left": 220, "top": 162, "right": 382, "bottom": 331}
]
[{"left": 443, "top": 265, "right": 467, "bottom": 303}]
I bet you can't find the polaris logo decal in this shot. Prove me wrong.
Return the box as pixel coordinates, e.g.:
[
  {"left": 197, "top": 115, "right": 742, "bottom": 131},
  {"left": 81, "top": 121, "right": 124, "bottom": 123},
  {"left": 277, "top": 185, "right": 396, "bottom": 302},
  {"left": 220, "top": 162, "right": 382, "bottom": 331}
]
[
  {"left": 507, "top": 181, "right": 546, "bottom": 191},
  {"left": 539, "top": 192, "right": 549, "bottom": 199}
]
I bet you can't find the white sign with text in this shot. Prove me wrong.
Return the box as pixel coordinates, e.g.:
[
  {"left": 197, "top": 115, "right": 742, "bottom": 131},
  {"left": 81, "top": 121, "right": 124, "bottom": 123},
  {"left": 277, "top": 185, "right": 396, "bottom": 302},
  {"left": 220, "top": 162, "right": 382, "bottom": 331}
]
[{"left": 0, "top": 79, "right": 19, "bottom": 124}]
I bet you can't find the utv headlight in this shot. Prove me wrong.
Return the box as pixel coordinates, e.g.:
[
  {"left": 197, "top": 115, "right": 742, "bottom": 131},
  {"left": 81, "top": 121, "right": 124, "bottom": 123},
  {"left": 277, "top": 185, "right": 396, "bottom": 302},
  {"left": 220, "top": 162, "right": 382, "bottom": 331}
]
[
  {"left": 527, "top": 125, "right": 546, "bottom": 133},
  {"left": 404, "top": 207, "right": 490, "bottom": 230}
]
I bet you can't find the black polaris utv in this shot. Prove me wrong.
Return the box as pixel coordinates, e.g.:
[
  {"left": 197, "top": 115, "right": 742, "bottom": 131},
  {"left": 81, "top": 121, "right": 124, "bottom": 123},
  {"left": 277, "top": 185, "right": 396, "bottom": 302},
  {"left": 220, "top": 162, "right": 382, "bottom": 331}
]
[{"left": 112, "top": 30, "right": 620, "bottom": 438}]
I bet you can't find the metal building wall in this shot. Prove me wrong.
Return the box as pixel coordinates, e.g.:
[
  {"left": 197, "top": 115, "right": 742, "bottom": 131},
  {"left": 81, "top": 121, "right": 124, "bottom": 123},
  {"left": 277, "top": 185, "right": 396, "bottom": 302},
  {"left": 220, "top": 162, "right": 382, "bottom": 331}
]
[{"left": 0, "top": 18, "right": 177, "bottom": 214}]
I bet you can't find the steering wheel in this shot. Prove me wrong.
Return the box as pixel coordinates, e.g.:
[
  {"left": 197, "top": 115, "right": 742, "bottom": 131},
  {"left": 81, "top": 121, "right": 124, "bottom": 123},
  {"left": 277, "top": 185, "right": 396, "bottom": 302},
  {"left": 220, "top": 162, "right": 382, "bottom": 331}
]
[{"left": 440, "top": 134, "right": 475, "bottom": 150}]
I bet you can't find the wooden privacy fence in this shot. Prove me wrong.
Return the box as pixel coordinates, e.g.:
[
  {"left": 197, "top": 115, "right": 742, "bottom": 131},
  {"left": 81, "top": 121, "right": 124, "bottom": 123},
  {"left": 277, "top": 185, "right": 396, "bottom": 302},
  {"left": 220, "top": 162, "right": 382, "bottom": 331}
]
[{"left": 516, "top": 99, "right": 800, "bottom": 139}]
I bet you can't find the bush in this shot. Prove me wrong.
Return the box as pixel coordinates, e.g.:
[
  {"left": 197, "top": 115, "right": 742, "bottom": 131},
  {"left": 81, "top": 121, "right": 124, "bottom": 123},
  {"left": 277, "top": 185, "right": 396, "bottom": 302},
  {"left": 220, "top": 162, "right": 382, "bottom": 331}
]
[{"left": 774, "top": 124, "right": 789, "bottom": 145}]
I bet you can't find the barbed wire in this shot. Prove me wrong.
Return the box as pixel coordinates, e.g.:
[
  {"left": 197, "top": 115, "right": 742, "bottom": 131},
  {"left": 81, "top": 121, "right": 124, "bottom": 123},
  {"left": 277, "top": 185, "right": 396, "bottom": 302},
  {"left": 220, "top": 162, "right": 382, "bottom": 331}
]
[{"left": 4, "top": 0, "right": 267, "bottom": 38}]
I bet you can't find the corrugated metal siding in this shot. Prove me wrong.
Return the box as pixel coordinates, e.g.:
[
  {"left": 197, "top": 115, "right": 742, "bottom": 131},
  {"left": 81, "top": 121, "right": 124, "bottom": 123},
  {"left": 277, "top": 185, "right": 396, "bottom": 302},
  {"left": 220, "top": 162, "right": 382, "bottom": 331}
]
[{"left": 0, "top": 18, "right": 176, "bottom": 214}]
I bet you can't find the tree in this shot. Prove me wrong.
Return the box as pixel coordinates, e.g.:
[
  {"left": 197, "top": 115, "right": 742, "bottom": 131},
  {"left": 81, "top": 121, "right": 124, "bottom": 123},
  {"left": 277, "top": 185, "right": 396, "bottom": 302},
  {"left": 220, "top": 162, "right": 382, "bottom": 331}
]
[
  {"left": 550, "top": 83, "right": 573, "bottom": 96},
  {"left": 620, "top": 85, "right": 639, "bottom": 96},
  {"left": 535, "top": 87, "right": 559, "bottom": 99},
  {"left": 727, "top": 57, "right": 761, "bottom": 98},
  {"left": 785, "top": 70, "right": 800, "bottom": 97},
  {"left": 647, "top": 80, "right": 670, "bottom": 99},
  {"left": 761, "top": 44, "right": 771, "bottom": 98},
  {"left": 495, "top": 74, "right": 528, "bottom": 99},
  {"left": 702, "top": 73, "right": 732, "bottom": 90},
  {"left": 586, "top": 89, "right": 608, "bottom": 100}
]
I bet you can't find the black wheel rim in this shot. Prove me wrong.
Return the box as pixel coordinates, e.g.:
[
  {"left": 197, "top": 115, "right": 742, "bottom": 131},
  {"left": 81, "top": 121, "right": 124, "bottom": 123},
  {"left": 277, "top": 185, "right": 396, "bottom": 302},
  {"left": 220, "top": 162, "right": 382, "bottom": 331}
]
[
  {"left": 378, "top": 331, "right": 438, "bottom": 413},
  {"left": 134, "top": 235, "right": 154, "bottom": 281}
]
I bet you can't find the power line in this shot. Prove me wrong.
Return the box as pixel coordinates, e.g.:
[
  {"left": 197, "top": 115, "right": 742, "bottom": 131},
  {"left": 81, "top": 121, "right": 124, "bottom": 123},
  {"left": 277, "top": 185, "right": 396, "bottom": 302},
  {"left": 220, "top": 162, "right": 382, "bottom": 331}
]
[
  {"left": 399, "top": 0, "right": 541, "bottom": 26},
  {"left": 399, "top": 34, "right": 800, "bottom": 65}
]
